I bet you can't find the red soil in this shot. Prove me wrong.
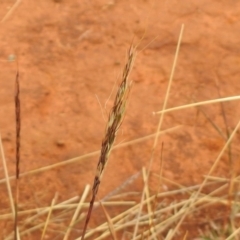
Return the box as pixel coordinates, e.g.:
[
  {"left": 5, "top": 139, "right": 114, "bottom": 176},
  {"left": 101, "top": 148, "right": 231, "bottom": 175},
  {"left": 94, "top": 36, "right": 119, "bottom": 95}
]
[{"left": 0, "top": 1, "right": 240, "bottom": 239}]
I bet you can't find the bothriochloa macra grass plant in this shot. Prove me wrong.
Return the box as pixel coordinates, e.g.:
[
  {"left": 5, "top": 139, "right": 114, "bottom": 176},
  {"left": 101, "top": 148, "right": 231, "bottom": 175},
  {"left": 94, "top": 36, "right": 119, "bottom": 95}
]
[{"left": 1, "top": 24, "right": 240, "bottom": 240}]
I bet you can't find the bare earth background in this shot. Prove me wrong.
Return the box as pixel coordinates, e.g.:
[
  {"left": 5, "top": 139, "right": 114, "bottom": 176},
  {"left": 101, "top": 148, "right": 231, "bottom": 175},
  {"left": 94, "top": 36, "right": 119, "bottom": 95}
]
[{"left": 0, "top": 0, "right": 240, "bottom": 239}]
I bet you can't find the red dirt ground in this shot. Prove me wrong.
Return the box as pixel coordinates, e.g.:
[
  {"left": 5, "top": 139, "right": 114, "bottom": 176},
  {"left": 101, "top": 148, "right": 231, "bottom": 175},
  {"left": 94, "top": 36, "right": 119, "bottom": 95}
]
[{"left": 0, "top": 1, "right": 240, "bottom": 239}]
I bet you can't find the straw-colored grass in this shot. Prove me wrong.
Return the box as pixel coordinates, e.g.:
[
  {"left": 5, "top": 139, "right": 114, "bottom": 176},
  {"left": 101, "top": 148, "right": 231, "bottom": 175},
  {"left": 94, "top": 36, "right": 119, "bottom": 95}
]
[
  {"left": 0, "top": 26, "right": 240, "bottom": 240},
  {"left": 1, "top": 139, "right": 240, "bottom": 239}
]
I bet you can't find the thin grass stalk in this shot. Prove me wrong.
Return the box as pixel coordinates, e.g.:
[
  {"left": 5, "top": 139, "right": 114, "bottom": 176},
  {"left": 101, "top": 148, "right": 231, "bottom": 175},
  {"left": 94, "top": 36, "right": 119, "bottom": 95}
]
[
  {"left": 0, "top": 0, "right": 22, "bottom": 23},
  {"left": 99, "top": 201, "right": 118, "bottom": 240},
  {"left": 0, "top": 201, "right": 135, "bottom": 221},
  {"left": 147, "top": 143, "right": 165, "bottom": 239},
  {"left": 22, "top": 196, "right": 79, "bottom": 225},
  {"left": 225, "top": 227, "right": 240, "bottom": 240},
  {"left": 5, "top": 223, "right": 46, "bottom": 240},
  {"left": 153, "top": 95, "right": 240, "bottom": 115},
  {"left": 133, "top": 24, "right": 184, "bottom": 239},
  {"left": 215, "top": 78, "right": 232, "bottom": 163},
  {"left": 0, "top": 126, "right": 180, "bottom": 185},
  {"left": 142, "top": 167, "right": 156, "bottom": 239},
  {"left": 152, "top": 142, "right": 164, "bottom": 219},
  {"left": 41, "top": 193, "right": 58, "bottom": 240},
  {"left": 215, "top": 78, "right": 236, "bottom": 233},
  {"left": 191, "top": 97, "right": 226, "bottom": 140},
  {"left": 14, "top": 70, "right": 21, "bottom": 240},
  {"left": 63, "top": 185, "right": 90, "bottom": 240},
  {"left": 0, "top": 135, "right": 15, "bottom": 215},
  {"left": 81, "top": 46, "right": 135, "bottom": 239},
  {"left": 182, "top": 231, "right": 188, "bottom": 240},
  {"left": 6, "top": 216, "right": 69, "bottom": 240}
]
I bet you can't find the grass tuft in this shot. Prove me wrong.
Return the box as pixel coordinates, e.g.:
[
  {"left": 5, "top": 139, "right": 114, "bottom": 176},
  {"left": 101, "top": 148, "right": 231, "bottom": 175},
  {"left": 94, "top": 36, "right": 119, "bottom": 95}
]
[{"left": 1, "top": 32, "right": 240, "bottom": 240}]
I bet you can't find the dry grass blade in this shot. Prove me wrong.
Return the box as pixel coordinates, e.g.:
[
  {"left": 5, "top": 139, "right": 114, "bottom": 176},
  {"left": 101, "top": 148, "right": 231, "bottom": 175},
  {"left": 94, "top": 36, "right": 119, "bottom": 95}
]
[
  {"left": 41, "top": 193, "right": 58, "bottom": 240},
  {"left": 192, "top": 99, "right": 226, "bottom": 140},
  {"left": 215, "top": 80, "right": 236, "bottom": 234},
  {"left": 21, "top": 196, "right": 79, "bottom": 224},
  {"left": 133, "top": 24, "right": 184, "bottom": 239},
  {"left": 225, "top": 227, "right": 240, "bottom": 240},
  {"left": 1, "top": 0, "right": 22, "bottom": 23},
  {"left": 14, "top": 70, "right": 21, "bottom": 240},
  {"left": 99, "top": 201, "right": 118, "bottom": 240},
  {"left": 0, "top": 126, "right": 180, "bottom": 185},
  {"left": 0, "top": 135, "right": 15, "bottom": 215},
  {"left": 0, "top": 201, "right": 135, "bottom": 221},
  {"left": 153, "top": 95, "right": 240, "bottom": 115},
  {"left": 81, "top": 46, "right": 135, "bottom": 239},
  {"left": 63, "top": 185, "right": 90, "bottom": 240},
  {"left": 182, "top": 231, "right": 188, "bottom": 240},
  {"left": 142, "top": 167, "right": 156, "bottom": 239}
]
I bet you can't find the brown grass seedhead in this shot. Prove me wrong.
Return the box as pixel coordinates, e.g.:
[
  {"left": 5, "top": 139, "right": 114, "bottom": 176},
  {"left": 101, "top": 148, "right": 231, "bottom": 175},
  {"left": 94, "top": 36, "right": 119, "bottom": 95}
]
[{"left": 81, "top": 46, "right": 135, "bottom": 239}]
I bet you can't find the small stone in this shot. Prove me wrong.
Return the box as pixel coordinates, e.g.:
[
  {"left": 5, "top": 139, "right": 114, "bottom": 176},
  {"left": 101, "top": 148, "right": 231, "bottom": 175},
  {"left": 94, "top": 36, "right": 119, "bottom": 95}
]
[
  {"left": 8, "top": 54, "right": 15, "bottom": 62},
  {"left": 56, "top": 140, "right": 65, "bottom": 147}
]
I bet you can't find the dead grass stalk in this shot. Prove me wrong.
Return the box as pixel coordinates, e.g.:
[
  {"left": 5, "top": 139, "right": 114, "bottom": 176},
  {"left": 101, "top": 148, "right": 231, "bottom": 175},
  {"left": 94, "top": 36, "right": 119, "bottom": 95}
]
[{"left": 81, "top": 46, "right": 135, "bottom": 239}]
